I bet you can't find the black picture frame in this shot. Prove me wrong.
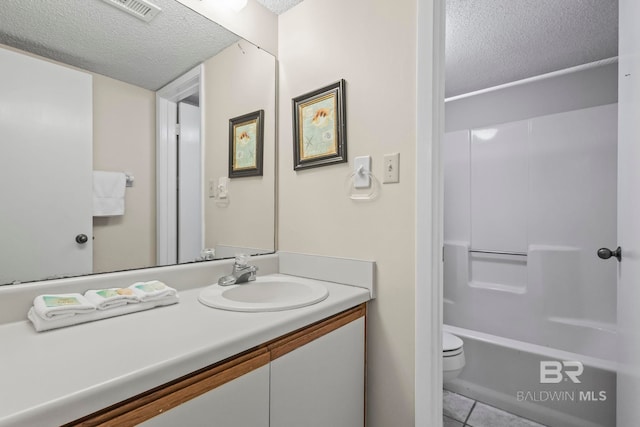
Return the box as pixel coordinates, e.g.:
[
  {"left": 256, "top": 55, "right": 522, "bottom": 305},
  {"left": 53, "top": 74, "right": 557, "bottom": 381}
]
[
  {"left": 292, "top": 79, "right": 347, "bottom": 170},
  {"left": 228, "top": 110, "right": 264, "bottom": 178}
]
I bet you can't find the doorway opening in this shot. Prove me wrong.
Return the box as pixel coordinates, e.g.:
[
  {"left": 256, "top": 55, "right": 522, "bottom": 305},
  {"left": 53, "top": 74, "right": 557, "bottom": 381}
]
[
  {"left": 440, "top": 2, "right": 619, "bottom": 427},
  {"left": 156, "top": 65, "right": 204, "bottom": 266}
]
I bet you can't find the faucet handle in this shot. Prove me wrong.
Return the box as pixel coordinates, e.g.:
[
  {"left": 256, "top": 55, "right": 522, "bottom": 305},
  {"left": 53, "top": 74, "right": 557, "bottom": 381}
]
[{"left": 234, "top": 253, "right": 250, "bottom": 266}]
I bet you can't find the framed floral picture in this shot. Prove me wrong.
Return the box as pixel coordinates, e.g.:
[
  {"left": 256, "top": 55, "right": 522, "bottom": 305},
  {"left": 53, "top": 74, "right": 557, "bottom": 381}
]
[
  {"left": 292, "top": 79, "right": 347, "bottom": 170},
  {"left": 228, "top": 110, "right": 264, "bottom": 178}
]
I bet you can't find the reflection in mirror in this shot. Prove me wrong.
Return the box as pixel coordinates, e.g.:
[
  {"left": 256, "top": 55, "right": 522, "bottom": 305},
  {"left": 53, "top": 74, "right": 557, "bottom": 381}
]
[{"left": 0, "top": 0, "right": 276, "bottom": 285}]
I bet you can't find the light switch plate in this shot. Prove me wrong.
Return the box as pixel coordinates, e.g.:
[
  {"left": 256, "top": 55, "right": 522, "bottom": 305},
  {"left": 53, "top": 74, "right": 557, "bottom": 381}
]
[
  {"left": 218, "top": 177, "right": 229, "bottom": 199},
  {"left": 354, "top": 156, "right": 371, "bottom": 189},
  {"left": 383, "top": 153, "right": 400, "bottom": 183}
]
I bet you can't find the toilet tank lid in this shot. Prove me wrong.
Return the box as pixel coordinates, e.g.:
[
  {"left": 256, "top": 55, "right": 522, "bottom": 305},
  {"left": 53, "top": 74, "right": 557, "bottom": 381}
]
[{"left": 443, "top": 332, "right": 463, "bottom": 351}]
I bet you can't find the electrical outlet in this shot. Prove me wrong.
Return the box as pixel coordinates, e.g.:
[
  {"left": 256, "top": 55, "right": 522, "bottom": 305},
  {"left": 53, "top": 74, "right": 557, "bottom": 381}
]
[{"left": 383, "top": 153, "right": 400, "bottom": 183}]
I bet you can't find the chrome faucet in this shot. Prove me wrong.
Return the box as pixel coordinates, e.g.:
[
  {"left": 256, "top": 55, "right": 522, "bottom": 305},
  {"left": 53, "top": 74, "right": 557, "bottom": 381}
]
[{"left": 218, "top": 254, "right": 258, "bottom": 286}]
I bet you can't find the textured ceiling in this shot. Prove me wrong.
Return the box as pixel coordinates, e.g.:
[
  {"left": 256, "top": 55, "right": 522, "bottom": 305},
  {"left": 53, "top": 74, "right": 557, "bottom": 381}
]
[
  {"left": 446, "top": 0, "right": 619, "bottom": 98},
  {"left": 0, "top": 0, "right": 616, "bottom": 96},
  {"left": 256, "top": 0, "right": 304, "bottom": 15},
  {"left": 0, "top": 0, "right": 239, "bottom": 90}
]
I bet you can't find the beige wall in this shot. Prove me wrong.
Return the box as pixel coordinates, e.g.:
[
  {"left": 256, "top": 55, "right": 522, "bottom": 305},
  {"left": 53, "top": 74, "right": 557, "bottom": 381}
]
[
  {"left": 278, "top": 1, "right": 417, "bottom": 425},
  {"left": 92, "top": 74, "right": 156, "bottom": 273},
  {"left": 203, "top": 41, "right": 276, "bottom": 254}
]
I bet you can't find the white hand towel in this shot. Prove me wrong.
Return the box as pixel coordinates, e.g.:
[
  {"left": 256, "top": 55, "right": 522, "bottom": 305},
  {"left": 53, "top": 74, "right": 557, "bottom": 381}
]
[
  {"left": 27, "top": 296, "right": 176, "bottom": 332},
  {"left": 85, "top": 288, "right": 139, "bottom": 310},
  {"left": 129, "top": 281, "right": 178, "bottom": 302},
  {"left": 33, "top": 293, "right": 96, "bottom": 320},
  {"left": 93, "top": 171, "right": 126, "bottom": 216},
  {"left": 28, "top": 296, "right": 179, "bottom": 332}
]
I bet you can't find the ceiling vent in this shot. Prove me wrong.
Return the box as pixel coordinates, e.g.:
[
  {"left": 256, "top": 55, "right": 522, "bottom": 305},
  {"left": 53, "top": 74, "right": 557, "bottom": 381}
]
[{"left": 100, "top": 0, "right": 162, "bottom": 23}]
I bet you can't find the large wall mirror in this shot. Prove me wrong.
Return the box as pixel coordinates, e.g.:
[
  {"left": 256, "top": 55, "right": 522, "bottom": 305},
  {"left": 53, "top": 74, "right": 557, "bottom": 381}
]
[{"left": 0, "top": 0, "right": 276, "bottom": 285}]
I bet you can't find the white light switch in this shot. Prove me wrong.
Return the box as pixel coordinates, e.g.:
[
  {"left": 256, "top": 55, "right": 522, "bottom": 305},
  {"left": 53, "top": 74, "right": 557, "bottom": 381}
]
[
  {"left": 383, "top": 153, "right": 400, "bottom": 183},
  {"left": 217, "top": 177, "right": 229, "bottom": 199}
]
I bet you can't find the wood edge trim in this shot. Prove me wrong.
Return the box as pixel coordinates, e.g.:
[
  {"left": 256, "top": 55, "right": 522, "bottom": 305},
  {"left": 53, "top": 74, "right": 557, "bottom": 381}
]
[
  {"left": 67, "top": 347, "right": 268, "bottom": 427},
  {"left": 268, "top": 303, "right": 366, "bottom": 361},
  {"left": 99, "top": 352, "right": 271, "bottom": 427}
]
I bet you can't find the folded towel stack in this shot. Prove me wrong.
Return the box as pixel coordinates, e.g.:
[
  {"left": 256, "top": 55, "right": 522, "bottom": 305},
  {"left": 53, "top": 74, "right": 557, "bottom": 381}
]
[
  {"left": 85, "top": 288, "right": 139, "bottom": 310},
  {"left": 27, "top": 281, "right": 179, "bottom": 332},
  {"left": 129, "top": 280, "right": 179, "bottom": 304},
  {"left": 33, "top": 293, "right": 96, "bottom": 320}
]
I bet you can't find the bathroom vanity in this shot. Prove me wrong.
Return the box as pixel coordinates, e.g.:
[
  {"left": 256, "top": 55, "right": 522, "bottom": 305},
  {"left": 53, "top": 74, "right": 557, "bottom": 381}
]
[
  {"left": 67, "top": 304, "right": 365, "bottom": 426},
  {"left": 0, "top": 256, "right": 373, "bottom": 427}
]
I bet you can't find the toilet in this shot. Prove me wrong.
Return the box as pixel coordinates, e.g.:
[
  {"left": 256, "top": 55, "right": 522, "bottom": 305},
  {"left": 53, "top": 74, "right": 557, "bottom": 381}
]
[{"left": 443, "top": 332, "right": 465, "bottom": 382}]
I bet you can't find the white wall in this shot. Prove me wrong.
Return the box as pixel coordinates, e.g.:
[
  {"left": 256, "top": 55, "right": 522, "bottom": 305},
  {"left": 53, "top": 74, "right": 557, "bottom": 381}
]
[{"left": 278, "top": 0, "right": 418, "bottom": 425}]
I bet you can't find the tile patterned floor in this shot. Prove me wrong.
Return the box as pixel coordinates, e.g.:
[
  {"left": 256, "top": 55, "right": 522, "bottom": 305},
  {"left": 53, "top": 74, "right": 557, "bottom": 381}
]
[{"left": 443, "top": 389, "right": 548, "bottom": 427}]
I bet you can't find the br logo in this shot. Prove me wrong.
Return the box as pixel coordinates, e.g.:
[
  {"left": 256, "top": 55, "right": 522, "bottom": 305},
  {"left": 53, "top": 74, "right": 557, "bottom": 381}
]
[{"left": 540, "top": 361, "right": 584, "bottom": 384}]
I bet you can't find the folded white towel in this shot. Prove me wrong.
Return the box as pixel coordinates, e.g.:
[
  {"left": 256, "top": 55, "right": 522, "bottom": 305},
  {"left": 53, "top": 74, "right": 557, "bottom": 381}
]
[
  {"left": 85, "top": 288, "right": 139, "bottom": 310},
  {"left": 33, "top": 293, "right": 96, "bottom": 320},
  {"left": 27, "top": 295, "right": 179, "bottom": 332},
  {"left": 93, "top": 171, "right": 126, "bottom": 216},
  {"left": 129, "top": 281, "right": 178, "bottom": 302}
]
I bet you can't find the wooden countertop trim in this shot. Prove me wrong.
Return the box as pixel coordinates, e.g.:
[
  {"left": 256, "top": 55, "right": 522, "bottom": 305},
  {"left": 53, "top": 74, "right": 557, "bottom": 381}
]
[
  {"left": 65, "top": 347, "right": 269, "bottom": 427},
  {"left": 98, "top": 351, "right": 271, "bottom": 427}
]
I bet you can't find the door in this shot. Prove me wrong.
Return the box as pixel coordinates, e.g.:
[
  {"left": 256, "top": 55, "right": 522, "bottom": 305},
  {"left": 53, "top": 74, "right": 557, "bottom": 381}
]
[
  {"left": 139, "top": 365, "right": 270, "bottom": 427},
  {"left": 270, "top": 318, "right": 365, "bottom": 427},
  {"left": 616, "top": 0, "right": 640, "bottom": 424},
  {"left": 177, "top": 102, "right": 202, "bottom": 263},
  {"left": 0, "top": 46, "right": 92, "bottom": 284}
]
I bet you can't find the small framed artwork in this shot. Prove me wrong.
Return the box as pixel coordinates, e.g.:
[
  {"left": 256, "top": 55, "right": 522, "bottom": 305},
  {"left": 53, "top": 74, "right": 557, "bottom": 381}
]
[
  {"left": 228, "top": 110, "right": 264, "bottom": 178},
  {"left": 292, "top": 79, "right": 347, "bottom": 170}
]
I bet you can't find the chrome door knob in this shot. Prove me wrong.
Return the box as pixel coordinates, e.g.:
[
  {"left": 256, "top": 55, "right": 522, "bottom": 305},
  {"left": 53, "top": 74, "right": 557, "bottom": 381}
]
[
  {"left": 597, "top": 246, "right": 621, "bottom": 262},
  {"left": 75, "top": 234, "right": 89, "bottom": 244}
]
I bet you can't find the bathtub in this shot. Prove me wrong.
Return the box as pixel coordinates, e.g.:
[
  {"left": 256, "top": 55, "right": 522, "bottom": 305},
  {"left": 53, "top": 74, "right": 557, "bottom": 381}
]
[{"left": 444, "top": 325, "right": 616, "bottom": 427}]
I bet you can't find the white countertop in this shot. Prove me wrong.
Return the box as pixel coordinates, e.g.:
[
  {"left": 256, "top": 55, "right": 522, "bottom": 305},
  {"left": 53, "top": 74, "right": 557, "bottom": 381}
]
[{"left": 0, "top": 274, "right": 370, "bottom": 427}]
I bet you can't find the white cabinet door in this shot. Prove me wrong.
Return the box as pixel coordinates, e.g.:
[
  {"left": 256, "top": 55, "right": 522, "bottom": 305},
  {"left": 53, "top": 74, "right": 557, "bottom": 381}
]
[
  {"left": 140, "top": 365, "right": 270, "bottom": 427},
  {"left": 0, "top": 46, "right": 93, "bottom": 284},
  {"left": 270, "top": 318, "right": 365, "bottom": 427}
]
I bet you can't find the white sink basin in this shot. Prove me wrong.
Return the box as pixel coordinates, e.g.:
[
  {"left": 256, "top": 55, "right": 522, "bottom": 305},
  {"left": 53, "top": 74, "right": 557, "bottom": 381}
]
[{"left": 198, "top": 276, "right": 329, "bottom": 312}]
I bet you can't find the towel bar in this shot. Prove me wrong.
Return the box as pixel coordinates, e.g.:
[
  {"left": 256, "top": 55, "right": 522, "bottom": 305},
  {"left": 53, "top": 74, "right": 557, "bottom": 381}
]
[{"left": 469, "top": 249, "right": 527, "bottom": 257}]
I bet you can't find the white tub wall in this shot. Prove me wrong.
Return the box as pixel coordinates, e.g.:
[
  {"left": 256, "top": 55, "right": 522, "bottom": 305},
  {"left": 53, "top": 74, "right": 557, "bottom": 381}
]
[
  {"left": 443, "top": 63, "right": 618, "bottom": 359},
  {"left": 443, "top": 130, "right": 471, "bottom": 243},
  {"left": 470, "top": 121, "right": 529, "bottom": 254},
  {"left": 528, "top": 105, "right": 618, "bottom": 323}
]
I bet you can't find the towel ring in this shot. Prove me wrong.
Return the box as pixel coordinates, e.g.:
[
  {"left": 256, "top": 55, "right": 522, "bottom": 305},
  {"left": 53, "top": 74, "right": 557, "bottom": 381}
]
[{"left": 346, "top": 166, "right": 380, "bottom": 201}]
